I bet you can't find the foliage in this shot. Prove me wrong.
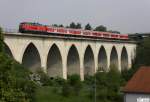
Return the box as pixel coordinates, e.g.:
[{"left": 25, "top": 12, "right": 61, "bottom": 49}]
[
  {"left": 76, "top": 23, "right": 82, "bottom": 29},
  {"left": 35, "top": 70, "right": 66, "bottom": 87},
  {"left": 0, "top": 53, "right": 37, "bottom": 102},
  {"left": 108, "top": 30, "right": 120, "bottom": 34},
  {"left": 35, "top": 86, "right": 92, "bottom": 102},
  {"left": 52, "top": 24, "right": 64, "bottom": 27},
  {"left": 68, "top": 74, "right": 82, "bottom": 95},
  {"left": 51, "top": 22, "right": 124, "bottom": 33},
  {"left": 61, "top": 81, "right": 71, "bottom": 97},
  {"left": 69, "top": 22, "right": 76, "bottom": 29},
  {"left": 59, "top": 24, "right": 64, "bottom": 27},
  {"left": 122, "top": 37, "right": 150, "bottom": 81},
  {"left": 85, "top": 23, "right": 92, "bottom": 30},
  {"left": 0, "top": 27, "right": 4, "bottom": 52},
  {"left": 0, "top": 27, "right": 36, "bottom": 102},
  {"left": 94, "top": 25, "right": 107, "bottom": 32},
  {"left": 69, "top": 22, "right": 82, "bottom": 29},
  {"left": 35, "top": 70, "right": 52, "bottom": 86},
  {"left": 134, "top": 37, "right": 150, "bottom": 66},
  {"left": 35, "top": 70, "right": 124, "bottom": 102},
  {"left": 84, "top": 67, "right": 123, "bottom": 102},
  {"left": 106, "top": 68, "right": 122, "bottom": 101},
  {"left": 52, "top": 24, "right": 59, "bottom": 27},
  {"left": 34, "top": 68, "right": 125, "bottom": 102},
  {"left": 61, "top": 74, "right": 82, "bottom": 96}
]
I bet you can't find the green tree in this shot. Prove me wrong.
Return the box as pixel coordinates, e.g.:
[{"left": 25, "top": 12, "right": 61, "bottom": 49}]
[
  {"left": 52, "top": 24, "right": 58, "bottom": 27},
  {"left": 59, "top": 24, "right": 64, "bottom": 27},
  {"left": 0, "top": 27, "right": 4, "bottom": 52},
  {"left": 95, "top": 72, "right": 108, "bottom": 101},
  {"left": 106, "top": 67, "right": 122, "bottom": 101},
  {"left": 85, "top": 23, "right": 92, "bottom": 30},
  {"left": 0, "top": 54, "right": 36, "bottom": 102},
  {"left": 68, "top": 74, "right": 82, "bottom": 95},
  {"left": 61, "top": 74, "right": 82, "bottom": 96},
  {"left": 88, "top": 66, "right": 123, "bottom": 102},
  {"left": 0, "top": 27, "right": 36, "bottom": 102},
  {"left": 62, "top": 81, "right": 71, "bottom": 97},
  {"left": 76, "top": 23, "right": 82, "bottom": 29},
  {"left": 94, "top": 25, "right": 107, "bottom": 32},
  {"left": 108, "top": 30, "right": 120, "bottom": 34},
  {"left": 135, "top": 37, "right": 150, "bottom": 66},
  {"left": 69, "top": 22, "right": 76, "bottom": 29},
  {"left": 122, "top": 37, "right": 150, "bottom": 81}
]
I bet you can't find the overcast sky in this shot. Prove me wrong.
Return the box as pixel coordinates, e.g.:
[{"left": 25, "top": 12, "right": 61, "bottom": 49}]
[{"left": 0, "top": 0, "right": 150, "bottom": 33}]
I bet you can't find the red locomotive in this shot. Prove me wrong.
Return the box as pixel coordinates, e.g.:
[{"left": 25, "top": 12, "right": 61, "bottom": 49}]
[{"left": 19, "top": 22, "right": 129, "bottom": 40}]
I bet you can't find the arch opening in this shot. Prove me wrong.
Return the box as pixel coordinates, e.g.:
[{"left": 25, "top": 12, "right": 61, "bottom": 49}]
[
  {"left": 67, "top": 45, "right": 80, "bottom": 76},
  {"left": 98, "top": 46, "right": 108, "bottom": 71},
  {"left": 4, "top": 43, "right": 13, "bottom": 58},
  {"left": 84, "top": 45, "right": 95, "bottom": 76},
  {"left": 110, "top": 46, "right": 118, "bottom": 69},
  {"left": 22, "top": 43, "right": 41, "bottom": 72},
  {"left": 121, "top": 47, "right": 128, "bottom": 71},
  {"left": 47, "top": 44, "right": 63, "bottom": 77}
]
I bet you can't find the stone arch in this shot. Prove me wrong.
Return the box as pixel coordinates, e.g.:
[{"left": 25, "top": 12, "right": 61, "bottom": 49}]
[
  {"left": 98, "top": 46, "right": 108, "bottom": 71},
  {"left": 121, "top": 46, "right": 128, "bottom": 71},
  {"left": 67, "top": 45, "right": 80, "bottom": 76},
  {"left": 22, "top": 43, "right": 41, "bottom": 72},
  {"left": 4, "top": 43, "right": 14, "bottom": 58},
  {"left": 47, "top": 44, "right": 63, "bottom": 77},
  {"left": 84, "top": 45, "right": 95, "bottom": 76},
  {"left": 110, "top": 46, "right": 119, "bottom": 69}
]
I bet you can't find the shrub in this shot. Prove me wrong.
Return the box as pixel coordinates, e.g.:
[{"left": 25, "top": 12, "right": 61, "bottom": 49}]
[
  {"left": 35, "top": 69, "right": 53, "bottom": 86},
  {"left": 68, "top": 74, "right": 82, "bottom": 95},
  {"left": 0, "top": 53, "right": 37, "bottom": 102}
]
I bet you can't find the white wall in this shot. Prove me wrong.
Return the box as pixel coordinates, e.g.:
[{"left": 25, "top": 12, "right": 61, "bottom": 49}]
[{"left": 124, "top": 93, "right": 150, "bottom": 102}]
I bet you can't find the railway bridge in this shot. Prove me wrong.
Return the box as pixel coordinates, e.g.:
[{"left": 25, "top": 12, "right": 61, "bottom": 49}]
[{"left": 4, "top": 33, "right": 136, "bottom": 80}]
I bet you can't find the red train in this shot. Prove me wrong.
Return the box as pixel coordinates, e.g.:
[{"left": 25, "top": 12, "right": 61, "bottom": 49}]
[{"left": 19, "top": 22, "right": 129, "bottom": 40}]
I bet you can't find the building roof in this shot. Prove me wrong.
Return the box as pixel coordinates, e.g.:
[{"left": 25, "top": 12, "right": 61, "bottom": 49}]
[{"left": 123, "top": 66, "right": 150, "bottom": 94}]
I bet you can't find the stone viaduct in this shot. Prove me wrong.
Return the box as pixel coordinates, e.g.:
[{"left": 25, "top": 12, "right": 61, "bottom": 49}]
[{"left": 4, "top": 33, "right": 136, "bottom": 80}]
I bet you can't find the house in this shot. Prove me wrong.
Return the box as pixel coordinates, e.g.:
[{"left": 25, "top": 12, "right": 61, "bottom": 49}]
[{"left": 123, "top": 66, "right": 150, "bottom": 102}]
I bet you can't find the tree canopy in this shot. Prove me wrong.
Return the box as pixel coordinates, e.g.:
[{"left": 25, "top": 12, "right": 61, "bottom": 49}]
[
  {"left": 122, "top": 37, "right": 150, "bottom": 81},
  {"left": 85, "top": 23, "right": 92, "bottom": 30},
  {"left": 0, "top": 27, "right": 36, "bottom": 102},
  {"left": 76, "top": 23, "right": 82, "bottom": 29},
  {"left": 51, "top": 22, "right": 123, "bottom": 34},
  {"left": 108, "top": 30, "right": 120, "bottom": 34},
  {"left": 69, "top": 22, "right": 76, "bottom": 29},
  {"left": 69, "top": 22, "right": 82, "bottom": 29},
  {"left": 94, "top": 25, "right": 107, "bottom": 32},
  {"left": 135, "top": 37, "right": 150, "bottom": 66},
  {"left": 0, "top": 27, "right": 4, "bottom": 52}
]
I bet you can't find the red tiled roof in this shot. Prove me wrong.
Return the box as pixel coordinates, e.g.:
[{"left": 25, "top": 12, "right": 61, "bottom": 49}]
[{"left": 123, "top": 66, "right": 150, "bottom": 94}]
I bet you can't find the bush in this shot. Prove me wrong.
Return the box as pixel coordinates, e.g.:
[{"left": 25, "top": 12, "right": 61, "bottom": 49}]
[
  {"left": 68, "top": 74, "right": 82, "bottom": 95},
  {"left": 61, "top": 81, "right": 71, "bottom": 97},
  {"left": 35, "top": 69, "right": 53, "bottom": 86},
  {"left": 85, "top": 66, "right": 123, "bottom": 102},
  {"left": 54, "top": 77, "right": 66, "bottom": 86},
  {"left": 61, "top": 74, "right": 82, "bottom": 96},
  {"left": 0, "top": 53, "right": 37, "bottom": 102}
]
